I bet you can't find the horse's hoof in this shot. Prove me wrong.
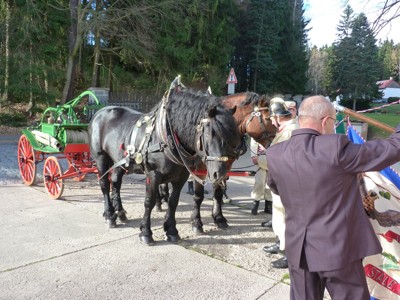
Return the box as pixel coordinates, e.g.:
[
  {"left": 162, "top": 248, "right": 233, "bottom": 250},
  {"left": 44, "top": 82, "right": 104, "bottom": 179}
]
[
  {"left": 106, "top": 218, "right": 117, "bottom": 228},
  {"left": 155, "top": 206, "right": 162, "bottom": 212},
  {"left": 118, "top": 214, "right": 129, "bottom": 223},
  {"left": 224, "top": 198, "right": 232, "bottom": 204},
  {"left": 216, "top": 222, "right": 229, "bottom": 229},
  {"left": 140, "top": 235, "right": 155, "bottom": 246},
  {"left": 166, "top": 234, "right": 181, "bottom": 243},
  {"left": 192, "top": 226, "right": 204, "bottom": 234}
]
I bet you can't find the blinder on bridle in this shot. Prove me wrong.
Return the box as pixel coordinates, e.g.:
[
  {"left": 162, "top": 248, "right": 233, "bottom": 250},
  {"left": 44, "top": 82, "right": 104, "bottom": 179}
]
[
  {"left": 245, "top": 105, "right": 275, "bottom": 146},
  {"left": 196, "top": 116, "right": 237, "bottom": 163}
]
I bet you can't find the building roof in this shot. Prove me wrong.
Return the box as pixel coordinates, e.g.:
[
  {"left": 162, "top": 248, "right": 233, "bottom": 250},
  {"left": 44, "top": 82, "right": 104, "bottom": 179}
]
[{"left": 376, "top": 79, "right": 400, "bottom": 89}]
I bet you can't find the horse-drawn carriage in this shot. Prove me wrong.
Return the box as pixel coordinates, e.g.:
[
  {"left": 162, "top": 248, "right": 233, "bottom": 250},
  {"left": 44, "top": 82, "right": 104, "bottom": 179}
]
[
  {"left": 17, "top": 90, "right": 104, "bottom": 199},
  {"left": 17, "top": 77, "right": 276, "bottom": 244}
]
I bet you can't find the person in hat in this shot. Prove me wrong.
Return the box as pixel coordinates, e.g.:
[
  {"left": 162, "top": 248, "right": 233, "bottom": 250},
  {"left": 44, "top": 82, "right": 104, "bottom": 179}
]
[
  {"left": 265, "top": 95, "right": 400, "bottom": 299},
  {"left": 261, "top": 97, "right": 299, "bottom": 269},
  {"left": 285, "top": 100, "right": 298, "bottom": 119},
  {"left": 250, "top": 137, "right": 272, "bottom": 215}
]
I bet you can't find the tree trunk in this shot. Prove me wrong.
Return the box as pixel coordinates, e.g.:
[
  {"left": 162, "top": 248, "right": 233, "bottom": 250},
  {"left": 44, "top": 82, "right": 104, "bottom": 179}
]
[
  {"left": 62, "top": 0, "right": 80, "bottom": 104},
  {"left": 252, "top": 1, "right": 267, "bottom": 91},
  {"left": 27, "top": 36, "right": 35, "bottom": 117},
  {"left": 91, "top": 28, "right": 100, "bottom": 87},
  {"left": 91, "top": 0, "right": 101, "bottom": 87},
  {"left": 1, "top": 0, "right": 10, "bottom": 109},
  {"left": 107, "top": 55, "right": 113, "bottom": 89}
]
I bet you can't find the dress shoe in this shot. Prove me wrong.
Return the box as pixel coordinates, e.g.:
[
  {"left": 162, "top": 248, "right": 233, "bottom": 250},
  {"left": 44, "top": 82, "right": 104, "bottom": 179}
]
[
  {"left": 264, "top": 200, "right": 272, "bottom": 214},
  {"left": 261, "top": 220, "right": 272, "bottom": 228},
  {"left": 271, "top": 256, "right": 288, "bottom": 269},
  {"left": 262, "top": 242, "right": 280, "bottom": 254}
]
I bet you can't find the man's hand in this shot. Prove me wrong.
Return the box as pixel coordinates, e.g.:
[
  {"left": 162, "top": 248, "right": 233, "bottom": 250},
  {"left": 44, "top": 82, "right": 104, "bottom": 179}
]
[{"left": 251, "top": 156, "right": 258, "bottom": 165}]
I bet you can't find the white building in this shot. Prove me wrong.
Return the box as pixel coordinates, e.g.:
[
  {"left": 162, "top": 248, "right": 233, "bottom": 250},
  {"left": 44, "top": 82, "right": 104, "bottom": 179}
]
[{"left": 376, "top": 78, "right": 400, "bottom": 100}]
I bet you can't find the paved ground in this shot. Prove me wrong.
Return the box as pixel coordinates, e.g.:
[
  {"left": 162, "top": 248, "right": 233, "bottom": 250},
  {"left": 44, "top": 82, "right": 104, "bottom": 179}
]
[
  {"left": 3, "top": 133, "right": 399, "bottom": 300},
  {"left": 0, "top": 134, "right": 291, "bottom": 300}
]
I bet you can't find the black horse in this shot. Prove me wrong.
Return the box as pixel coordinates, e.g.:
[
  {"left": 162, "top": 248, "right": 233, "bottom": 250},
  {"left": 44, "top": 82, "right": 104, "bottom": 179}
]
[
  {"left": 160, "top": 91, "right": 276, "bottom": 233},
  {"left": 88, "top": 86, "right": 241, "bottom": 245}
]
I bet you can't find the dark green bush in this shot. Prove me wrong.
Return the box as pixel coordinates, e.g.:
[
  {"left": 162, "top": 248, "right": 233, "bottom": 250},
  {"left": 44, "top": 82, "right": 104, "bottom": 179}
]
[
  {"left": 0, "top": 113, "right": 27, "bottom": 127},
  {"left": 388, "top": 97, "right": 400, "bottom": 103}
]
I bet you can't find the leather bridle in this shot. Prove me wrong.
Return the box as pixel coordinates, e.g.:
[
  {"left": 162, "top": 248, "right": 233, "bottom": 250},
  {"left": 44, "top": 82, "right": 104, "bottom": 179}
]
[{"left": 244, "top": 105, "right": 275, "bottom": 146}]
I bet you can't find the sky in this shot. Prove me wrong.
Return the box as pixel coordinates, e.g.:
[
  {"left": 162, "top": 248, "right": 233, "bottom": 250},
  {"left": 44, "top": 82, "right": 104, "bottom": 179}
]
[{"left": 304, "top": 0, "right": 400, "bottom": 47}]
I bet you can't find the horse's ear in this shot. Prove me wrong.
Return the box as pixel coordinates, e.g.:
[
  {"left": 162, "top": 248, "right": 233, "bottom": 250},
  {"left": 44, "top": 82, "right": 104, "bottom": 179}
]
[
  {"left": 259, "top": 94, "right": 271, "bottom": 108},
  {"left": 229, "top": 106, "right": 237, "bottom": 115},
  {"left": 207, "top": 105, "right": 217, "bottom": 118}
]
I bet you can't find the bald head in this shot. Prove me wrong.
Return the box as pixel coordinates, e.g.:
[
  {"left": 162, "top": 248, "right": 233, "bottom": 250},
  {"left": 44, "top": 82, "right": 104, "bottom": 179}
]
[{"left": 298, "top": 96, "right": 336, "bottom": 134}]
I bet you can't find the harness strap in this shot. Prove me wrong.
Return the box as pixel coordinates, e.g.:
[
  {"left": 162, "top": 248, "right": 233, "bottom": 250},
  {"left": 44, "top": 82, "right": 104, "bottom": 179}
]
[
  {"left": 99, "top": 156, "right": 129, "bottom": 179},
  {"left": 165, "top": 109, "right": 206, "bottom": 185},
  {"left": 147, "top": 142, "right": 165, "bottom": 153}
]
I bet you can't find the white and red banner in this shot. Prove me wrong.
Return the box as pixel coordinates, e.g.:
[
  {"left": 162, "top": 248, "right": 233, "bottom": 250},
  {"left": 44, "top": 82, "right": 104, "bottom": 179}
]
[{"left": 348, "top": 126, "right": 400, "bottom": 300}]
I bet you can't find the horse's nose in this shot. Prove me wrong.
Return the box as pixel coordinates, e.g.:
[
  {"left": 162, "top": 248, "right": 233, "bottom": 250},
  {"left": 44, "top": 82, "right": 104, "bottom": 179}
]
[
  {"left": 213, "top": 171, "right": 218, "bottom": 181},
  {"left": 212, "top": 170, "right": 226, "bottom": 184}
]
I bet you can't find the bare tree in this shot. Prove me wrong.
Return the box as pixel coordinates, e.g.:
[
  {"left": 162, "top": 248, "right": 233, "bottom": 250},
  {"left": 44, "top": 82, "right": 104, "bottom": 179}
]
[
  {"left": 62, "top": 0, "right": 94, "bottom": 103},
  {"left": 366, "top": 0, "right": 400, "bottom": 35},
  {"left": 307, "top": 46, "right": 330, "bottom": 95},
  {"left": 62, "top": 0, "right": 180, "bottom": 102}
]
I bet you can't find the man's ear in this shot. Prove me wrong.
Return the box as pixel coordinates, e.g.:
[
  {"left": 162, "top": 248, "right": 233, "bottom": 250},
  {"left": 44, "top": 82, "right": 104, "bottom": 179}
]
[{"left": 321, "top": 116, "right": 328, "bottom": 127}]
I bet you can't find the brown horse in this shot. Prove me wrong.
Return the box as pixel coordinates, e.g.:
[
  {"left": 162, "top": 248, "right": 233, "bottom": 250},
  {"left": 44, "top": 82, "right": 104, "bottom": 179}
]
[{"left": 189, "top": 92, "right": 276, "bottom": 233}]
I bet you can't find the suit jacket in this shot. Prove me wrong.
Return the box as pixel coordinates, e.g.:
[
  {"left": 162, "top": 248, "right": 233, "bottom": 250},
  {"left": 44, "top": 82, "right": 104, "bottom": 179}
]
[{"left": 266, "top": 125, "right": 400, "bottom": 272}]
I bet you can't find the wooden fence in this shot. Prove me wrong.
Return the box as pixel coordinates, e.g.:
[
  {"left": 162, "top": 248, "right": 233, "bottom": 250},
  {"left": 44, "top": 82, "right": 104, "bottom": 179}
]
[{"left": 108, "top": 91, "right": 160, "bottom": 113}]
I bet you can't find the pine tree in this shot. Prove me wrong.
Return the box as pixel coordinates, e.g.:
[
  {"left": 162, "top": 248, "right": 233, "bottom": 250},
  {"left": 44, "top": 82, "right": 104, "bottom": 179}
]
[
  {"left": 231, "top": 0, "right": 308, "bottom": 95},
  {"left": 332, "top": 9, "right": 380, "bottom": 110},
  {"left": 274, "top": 0, "right": 309, "bottom": 95}
]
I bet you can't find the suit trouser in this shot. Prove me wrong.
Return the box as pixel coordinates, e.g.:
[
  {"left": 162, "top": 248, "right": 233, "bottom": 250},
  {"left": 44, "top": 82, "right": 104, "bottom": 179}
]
[
  {"left": 271, "top": 191, "right": 285, "bottom": 250},
  {"left": 289, "top": 255, "right": 370, "bottom": 300},
  {"left": 250, "top": 155, "right": 271, "bottom": 200}
]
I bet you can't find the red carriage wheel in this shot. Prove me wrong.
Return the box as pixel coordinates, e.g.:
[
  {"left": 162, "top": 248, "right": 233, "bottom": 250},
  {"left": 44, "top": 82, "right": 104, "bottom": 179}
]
[
  {"left": 43, "top": 156, "right": 64, "bottom": 199},
  {"left": 17, "top": 135, "right": 37, "bottom": 185}
]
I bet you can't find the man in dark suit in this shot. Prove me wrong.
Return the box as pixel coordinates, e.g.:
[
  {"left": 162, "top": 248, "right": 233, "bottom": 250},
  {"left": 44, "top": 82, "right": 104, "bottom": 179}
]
[{"left": 265, "top": 95, "right": 400, "bottom": 300}]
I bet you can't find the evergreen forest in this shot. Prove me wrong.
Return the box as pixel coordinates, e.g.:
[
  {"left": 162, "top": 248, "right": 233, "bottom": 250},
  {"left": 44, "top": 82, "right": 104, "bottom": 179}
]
[{"left": 0, "top": 0, "right": 399, "bottom": 115}]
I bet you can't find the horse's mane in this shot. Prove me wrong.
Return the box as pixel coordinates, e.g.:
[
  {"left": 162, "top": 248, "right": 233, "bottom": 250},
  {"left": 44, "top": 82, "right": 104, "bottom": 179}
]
[
  {"left": 165, "top": 89, "right": 239, "bottom": 151},
  {"left": 236, "top": 92, "right": 271, "bottom": 108}
]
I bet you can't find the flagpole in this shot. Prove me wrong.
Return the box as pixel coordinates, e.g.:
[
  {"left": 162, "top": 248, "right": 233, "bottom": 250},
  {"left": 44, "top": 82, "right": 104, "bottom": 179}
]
[{"left": 334, "top": 102, "right": 395, "bottom": 134}]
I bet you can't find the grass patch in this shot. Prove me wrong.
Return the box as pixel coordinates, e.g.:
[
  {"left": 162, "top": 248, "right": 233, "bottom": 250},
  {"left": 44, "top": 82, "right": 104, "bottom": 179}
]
[{"left": 340, "top": 102, "right": 400, "bottom": 139}]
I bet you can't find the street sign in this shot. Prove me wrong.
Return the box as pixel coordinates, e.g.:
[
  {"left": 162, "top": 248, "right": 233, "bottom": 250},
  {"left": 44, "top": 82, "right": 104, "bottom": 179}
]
[
  {"left": 226, "top": 68, "right": 238, "bottom": 84},
  {"left": 227, "top": 84, "right": 235, "bottom": 95}
]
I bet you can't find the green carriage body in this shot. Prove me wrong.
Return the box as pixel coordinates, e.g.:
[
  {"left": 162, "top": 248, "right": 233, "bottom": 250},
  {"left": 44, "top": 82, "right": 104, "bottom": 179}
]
[
  {"left": 17, "top": 90, "right": 105, "bottom": 199},
  {"left": 26, "top": 90, "right": 104, "bottom": 151}
]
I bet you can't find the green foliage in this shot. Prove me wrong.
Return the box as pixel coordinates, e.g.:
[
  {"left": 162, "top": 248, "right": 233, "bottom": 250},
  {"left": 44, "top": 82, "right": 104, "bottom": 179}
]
[
  {"left": 2, "top": 0, "right": 69, "bottom": 106},
  {"left": 232, "top": 0, "right": 308, "bottom": 95},
  {"left": 1, "top": 0, "right": 398, "bottom": 116},
  {"left": 388, "top": 97, "right": 400, "bottom": 103},
  {"left": 340, "top": 98, "right": 371, "bottom": 111},
  {"left": 0, "top": 113, "right": 27, "bottom": 127},
  {"left": 331, "top": 8, "right": 380, "bottom": 110},
  {"left": 149, "top": 0, "right": 239, "bottom": 93},
  {"left": 274, "top": 0, "right": 309, "bottom": 94}
]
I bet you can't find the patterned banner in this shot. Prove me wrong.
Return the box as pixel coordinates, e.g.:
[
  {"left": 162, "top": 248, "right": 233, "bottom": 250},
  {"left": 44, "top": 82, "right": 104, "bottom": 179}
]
[{"left": 347, "top": 126, "right": 400, "bottom": 300}]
